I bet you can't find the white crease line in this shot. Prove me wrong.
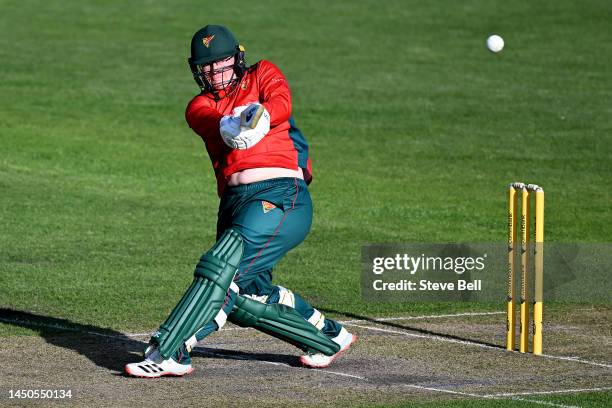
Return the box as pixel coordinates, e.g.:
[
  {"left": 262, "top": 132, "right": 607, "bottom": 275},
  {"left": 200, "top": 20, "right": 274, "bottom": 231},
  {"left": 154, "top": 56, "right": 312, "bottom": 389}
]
[
  {"left": 221, "top": 311, "right": 503, "bottom": 331},
  {"left": 123, "top": 332, "right": 151, "bottom": 338},
  {"left": 539, "top": 354, "right": 612, "bottom": 369},
  {"left": 217, "top": 311, "right": 504, "bottom": 331},
  {"left": 346, "top": 323, "right": 612, "bottom": 369},
  {"left": 403, "top": 383, "right": 484, "bottom": 397},
  {"left": 485, "top": 386, "right": 612, "bottom": 397},
  {"left": 401, "top": 384, "right": 580, "bottom": 408},
  {"left": 338, "top": 311, "right": 504, "bottom": 324},
  {"left": 319, "top": 370, "right": 365, "bottom": 380},
  {"left": 347, "top": 323, "right": 502, "bottom": 349}
]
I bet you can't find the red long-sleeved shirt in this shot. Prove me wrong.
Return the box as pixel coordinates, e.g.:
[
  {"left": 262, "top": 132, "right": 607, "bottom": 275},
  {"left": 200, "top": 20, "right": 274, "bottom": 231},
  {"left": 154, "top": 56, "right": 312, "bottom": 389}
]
[{"left": 185, "top": 60, "right": 311, "bottom": 196}]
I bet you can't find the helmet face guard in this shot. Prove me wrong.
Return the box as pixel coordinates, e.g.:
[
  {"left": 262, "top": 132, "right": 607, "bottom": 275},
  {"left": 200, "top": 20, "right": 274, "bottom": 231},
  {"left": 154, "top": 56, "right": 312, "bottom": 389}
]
[{"left": 189, "top": 46, "right": 246, "bottom": 100}]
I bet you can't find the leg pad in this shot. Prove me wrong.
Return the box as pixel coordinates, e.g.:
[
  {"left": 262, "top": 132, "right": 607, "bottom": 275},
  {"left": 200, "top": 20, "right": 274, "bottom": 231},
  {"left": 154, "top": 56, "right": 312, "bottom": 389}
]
[
  {"left": 230, "top": 295, "right": 341, "bottom": 356},
  {"left": 152, "top": 229, "right": 243, "bottom": 359}
]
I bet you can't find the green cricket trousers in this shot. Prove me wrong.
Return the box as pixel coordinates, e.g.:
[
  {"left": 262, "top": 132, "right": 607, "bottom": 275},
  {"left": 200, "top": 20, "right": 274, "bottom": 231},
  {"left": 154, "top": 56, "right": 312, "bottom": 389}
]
[{"left": 182, "top": 177, "right": 342, "bottom": 359}]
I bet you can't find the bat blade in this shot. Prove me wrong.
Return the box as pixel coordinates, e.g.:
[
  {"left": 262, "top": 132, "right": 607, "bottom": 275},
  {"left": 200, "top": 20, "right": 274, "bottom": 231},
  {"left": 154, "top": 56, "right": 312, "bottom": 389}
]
[{"left": 240, "top": 104, "right": 265, "bottom": 129}]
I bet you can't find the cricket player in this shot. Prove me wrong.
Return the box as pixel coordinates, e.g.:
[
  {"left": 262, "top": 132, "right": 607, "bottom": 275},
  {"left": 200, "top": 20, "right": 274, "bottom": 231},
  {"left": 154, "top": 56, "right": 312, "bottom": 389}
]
[{"left": 125, "top": 25, "right": 356, "bottom": 377}]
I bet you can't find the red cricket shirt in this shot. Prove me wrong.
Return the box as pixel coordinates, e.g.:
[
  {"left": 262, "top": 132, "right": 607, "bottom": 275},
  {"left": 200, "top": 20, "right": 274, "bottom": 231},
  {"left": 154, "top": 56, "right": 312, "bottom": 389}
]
[{"left": 185, "top": 60, "right": 311, "bottom": 196}]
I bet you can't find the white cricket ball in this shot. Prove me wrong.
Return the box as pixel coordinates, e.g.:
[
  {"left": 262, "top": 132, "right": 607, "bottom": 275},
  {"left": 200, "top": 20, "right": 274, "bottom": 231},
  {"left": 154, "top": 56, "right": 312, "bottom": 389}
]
[{"left": 486, "top": 35, "right": 504, "bottom": 53}]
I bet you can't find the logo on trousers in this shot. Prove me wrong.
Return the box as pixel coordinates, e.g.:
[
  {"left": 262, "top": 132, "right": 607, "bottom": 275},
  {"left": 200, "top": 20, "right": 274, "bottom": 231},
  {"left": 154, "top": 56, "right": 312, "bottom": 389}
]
[{"left": 262, "top": 201, "right": 276, "bottom": 213}]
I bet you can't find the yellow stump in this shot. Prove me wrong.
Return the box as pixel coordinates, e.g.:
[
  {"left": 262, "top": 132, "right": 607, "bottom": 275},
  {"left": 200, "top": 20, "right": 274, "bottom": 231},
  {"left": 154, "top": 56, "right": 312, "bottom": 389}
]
[
  {"left": 506, "top": 185, "right": 518, "bottom": 351},
  {"left": 519, "top": 187, "right": 530, "bottom": 353},
  {"left": 533, "top": 188, "right": 544, "bottom": 355}
]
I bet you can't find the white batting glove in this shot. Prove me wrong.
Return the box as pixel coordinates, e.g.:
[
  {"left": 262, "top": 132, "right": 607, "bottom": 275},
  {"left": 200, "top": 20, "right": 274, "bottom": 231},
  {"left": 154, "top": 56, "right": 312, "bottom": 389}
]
[
  {"left": 220, "top": 104, "right": 270, "bottom": 150},
  {"left": 232, "top": 105, "right": 270, "bottom": 149},
  {"left": 219, "top": 115, "right": 241, "bottom": 148}
]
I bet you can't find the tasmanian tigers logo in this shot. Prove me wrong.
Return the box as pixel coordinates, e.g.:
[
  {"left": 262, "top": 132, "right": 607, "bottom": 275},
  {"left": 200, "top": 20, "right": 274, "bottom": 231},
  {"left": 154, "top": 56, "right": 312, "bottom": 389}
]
[
  {"left": 262, "top": 201, "right": 276, "bottom": 213},
  {"left": 202, "top": 35, "right": 215, "bottom": 48}
]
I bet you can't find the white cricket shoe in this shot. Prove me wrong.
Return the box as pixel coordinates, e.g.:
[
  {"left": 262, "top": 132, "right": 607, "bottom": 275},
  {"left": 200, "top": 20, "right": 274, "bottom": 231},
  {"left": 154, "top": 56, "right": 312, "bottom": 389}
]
[
  {"left": 299, "top": 327, "right": 357, "bottom": 369},
  {"left": 125, "top": 347, "right": 193, "bottom": 378}
]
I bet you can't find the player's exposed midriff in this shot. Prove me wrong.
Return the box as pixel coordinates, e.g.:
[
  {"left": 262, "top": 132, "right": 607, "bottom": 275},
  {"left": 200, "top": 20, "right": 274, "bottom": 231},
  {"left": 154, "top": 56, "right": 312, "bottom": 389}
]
[{"left": 227, "top": 167, "right": 304, "bottom": 186}]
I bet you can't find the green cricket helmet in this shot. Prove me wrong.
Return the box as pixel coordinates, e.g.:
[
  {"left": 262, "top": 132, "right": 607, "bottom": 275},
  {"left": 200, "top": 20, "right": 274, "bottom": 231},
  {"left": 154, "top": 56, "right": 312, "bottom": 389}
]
[{"left": 188, "top": 25, "right": 246, "bottom": 99}]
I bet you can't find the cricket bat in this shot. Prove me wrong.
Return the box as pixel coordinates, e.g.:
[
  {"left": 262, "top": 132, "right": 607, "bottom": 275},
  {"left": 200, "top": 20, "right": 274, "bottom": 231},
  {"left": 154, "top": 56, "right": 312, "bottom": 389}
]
[{"left": 240, "top": 104, "right": 265, "bottom": 129}]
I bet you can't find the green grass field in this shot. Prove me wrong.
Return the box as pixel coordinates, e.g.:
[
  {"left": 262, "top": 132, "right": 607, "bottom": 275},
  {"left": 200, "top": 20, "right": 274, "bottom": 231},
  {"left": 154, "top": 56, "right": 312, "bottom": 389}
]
[{"left": 1, "top": 1, "right": 610, "bottom": 406}]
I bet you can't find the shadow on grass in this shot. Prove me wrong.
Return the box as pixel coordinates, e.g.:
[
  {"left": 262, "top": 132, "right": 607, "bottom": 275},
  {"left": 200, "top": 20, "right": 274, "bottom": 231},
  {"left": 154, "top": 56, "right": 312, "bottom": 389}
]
[
  {"left": 0, "top": 308, "right": 301, "bottom": 374},
  {"left": 319, "top": 308, "right": 505, "bottom": 350}
]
